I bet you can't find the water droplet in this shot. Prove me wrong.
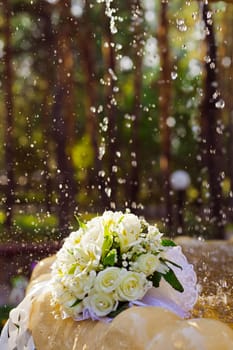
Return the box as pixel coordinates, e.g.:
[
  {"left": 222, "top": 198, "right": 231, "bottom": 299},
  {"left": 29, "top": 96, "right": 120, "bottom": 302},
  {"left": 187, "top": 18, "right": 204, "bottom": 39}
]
[
  {"left": 171, "top": 72, "right": 178, "bottom": 80},
  {"left": 98, "top": 144, "right": 106, "bottom": 160},
  {"left": 221, "top": 56, "right": 231, "bottom": 68},
  {"left": 210, "top": 62, "right": 215, "bottom": 69},
  {"left": 98, "top": 170, "right": 105, "bottom": 177},
  {"left": 176, "top": 19, "right": 187, "bottom": 32},
  {"left": 216, "top": 126, "right": 223, "bottom": 134},
  {"left": 118, "top": 178, "right": 126, "bottom": 184},
  {"left": 112, "top": 165, "right": 118, "bottom": 173},
  {"left": 215, "top": 99, "right": 225, "bottom": 109},
  {"left": 204, "top": 55, "right": 211, "bottom": 63},
  {"left": 212, "top": 90, "right": 219, "bottom": 100},
  {"left": 119, "top": 56, "right": 133, "bottom": 71},
  {"left": 166, "top": 117, "right": 176, "bottom": 127},
  {"left": 97, "top": 105, "right": 103, "bottom": 113},
  {"left": 90, "top": 106, "right": 96, "bottom": 113},
  {"left": 105, "top": 187, "right": 111, "bottom": 197},
  {"left": 108, "top": 68, "right": 118, "bottom": 81}
]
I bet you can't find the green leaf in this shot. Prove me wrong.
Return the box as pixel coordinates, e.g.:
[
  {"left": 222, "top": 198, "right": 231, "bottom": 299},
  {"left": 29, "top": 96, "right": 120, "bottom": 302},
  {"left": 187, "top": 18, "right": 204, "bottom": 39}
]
[
  {"left": 71, "top": 298, "right": 82, "bottom": 307},
  {"left": 150, "top": 271, "right": 162, "bottom": 288},
  {"left": 101, "top": 223, "right": 114, "bottom": 260},
  {"left": 118, "top": 215, "right": 124, "bottom": 224},
  {"left": 74, "top": 215, "right": 86, "bottom": 230},
  {"left": 102, "top": 248, "right": 117, "bottom": 267},
  {"left": 68, "top": 264, "right": 76, "bottom": 274},
  {"left": 108, "top": 302, "right": 129, "bottom": 318},
  {"left": 161, "top": 258, "right": 182, "bottom": 270},
  {"left": 162, "top": 268, "right": 184, "bottom": 293},
  {"left": 102, "top": 233, "right": 113, "bottom": 260},
  {"left": 141, "top": 222, "right": 148, "bottom": 234},
  {"left": 161, "top": 239, "right": 176, "bottom": 247}
]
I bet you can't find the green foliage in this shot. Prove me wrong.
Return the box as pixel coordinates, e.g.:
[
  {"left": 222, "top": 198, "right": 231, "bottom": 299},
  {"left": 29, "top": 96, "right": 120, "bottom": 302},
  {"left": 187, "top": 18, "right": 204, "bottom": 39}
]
[
  {"left": 74, "top": 216, "right": 87, "bottom": 230},
  {"left": 101, "top": 231, "right": 114, "bottom": 261},
  {"left": 9, "top": 213, "right": 59, "bottom": 241},
  {"left": 0, "top": 211, "right": 6, "bottom": 225},
  {"left": 0, "top": 0, "right": 231, "bottom": 241},
  {"left": 162, "top": 269, "right": 184, "bottom": 293},
  {"left": 0, "top": 305, "right": 13, "bottom": 331},
  {"left": 102, "top": 248, "right": 117, "bottom": 267},
  {"left": 72, "top": 134, "right": 94, "bottom": 181},
  {"left": 71, "top": 299, "right": 82, "bottom": 307},
  {"left": 150, "top": 271, "right": 161, "bottom": 288},
  {"left": 161, "top": 239, "right": 177, "bottom": 247}
]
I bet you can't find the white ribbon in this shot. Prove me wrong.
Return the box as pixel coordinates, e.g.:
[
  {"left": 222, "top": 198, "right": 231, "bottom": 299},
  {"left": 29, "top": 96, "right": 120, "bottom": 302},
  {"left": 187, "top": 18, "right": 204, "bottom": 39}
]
[{"left": 0, "top": 280, "right": 49, "bottom": 350}]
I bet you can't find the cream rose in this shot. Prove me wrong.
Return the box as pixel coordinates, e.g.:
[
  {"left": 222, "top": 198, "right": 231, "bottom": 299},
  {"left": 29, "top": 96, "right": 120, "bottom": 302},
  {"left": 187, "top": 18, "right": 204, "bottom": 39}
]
[
  {"left": 84, "top": 292, "right": 116, "bottom": 317},
  {"left": 118, "top": 213, "right": 141, "bottom": 251},
  {"left": 95, "top": 267, "right": 121, "bottom": 293},
  {"left": 64, "top": 300, "right": 83, "bottom": 319},
  {"left": 64, "top": 271, "right": 96, "bottom": 299},
  {"left": 132, "top": 253, "right": 162, "bottom": 276},
  {"left": 81, "top": 217, "right": 104, "bottom": 249},
  {"left": 116, "top": 270, "right": 150, "bottom": 301}
]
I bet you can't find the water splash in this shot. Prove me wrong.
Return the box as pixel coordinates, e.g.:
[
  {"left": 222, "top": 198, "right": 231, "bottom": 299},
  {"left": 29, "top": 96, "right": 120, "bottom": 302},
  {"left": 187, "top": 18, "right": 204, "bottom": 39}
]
[
  {"left": 97, "top": 0, "right": 118, "bottom": 34},
  {"left": 215, "top": 99, "right": 225, "bottom": 109}
]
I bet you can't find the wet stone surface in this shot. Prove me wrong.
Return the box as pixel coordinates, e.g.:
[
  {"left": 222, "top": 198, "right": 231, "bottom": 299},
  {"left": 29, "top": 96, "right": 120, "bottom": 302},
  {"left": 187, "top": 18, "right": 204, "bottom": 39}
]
[{"left": 176, "top": 238, "right": 233, "bottom": 328}]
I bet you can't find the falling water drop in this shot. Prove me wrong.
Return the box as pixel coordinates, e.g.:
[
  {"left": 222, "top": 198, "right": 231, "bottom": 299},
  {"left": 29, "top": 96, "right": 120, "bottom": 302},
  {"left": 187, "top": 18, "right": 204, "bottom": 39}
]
[
  {"left": 215, "top": 99, "right": 225, "bottom": 109},
  {"left": 171, "top": 71, "right": 178, "bottom": 80},
  {"left": 105, "top": 187, "right": 112, "bottom": 197}
]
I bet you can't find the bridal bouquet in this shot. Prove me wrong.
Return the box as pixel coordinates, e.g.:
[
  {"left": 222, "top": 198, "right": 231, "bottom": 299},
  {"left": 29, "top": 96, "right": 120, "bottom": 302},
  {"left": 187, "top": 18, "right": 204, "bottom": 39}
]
[{"left": 51, "top": 211, "right": 190, "bottom": 321}]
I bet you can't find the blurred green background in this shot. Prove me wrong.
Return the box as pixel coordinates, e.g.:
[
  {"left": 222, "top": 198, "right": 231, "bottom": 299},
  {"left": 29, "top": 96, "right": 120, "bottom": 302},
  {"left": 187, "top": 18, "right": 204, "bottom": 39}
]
[{"left": 0, "top": 0, "right": 233, "bottom": 242}]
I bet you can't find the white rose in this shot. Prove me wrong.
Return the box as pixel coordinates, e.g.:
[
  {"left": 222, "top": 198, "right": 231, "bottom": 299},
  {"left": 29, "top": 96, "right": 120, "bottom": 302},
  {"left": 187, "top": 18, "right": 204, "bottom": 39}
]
[
  {"left": 95, "top": 267, "right": 121, "bottom": 293},
  {"left": 116, "top": 270, "right": 150, "bottom": 301},
  {"left": 63, "top": 300, "right": 83, "bottom": 319},
  {"left": 84, "top": 292, "right": 116, "bottom": 317},
  {"left": 132, "top": 253, "right": 162, "bottom": 276},
  {"left": 64, "top": 271, "right": 96, "bottom": 299},
  {"left": 118, "top": 213, "right": 141, "bottom": 251},
  {"left": 81, "top": 217, "right": 104, "bottom": 249}
]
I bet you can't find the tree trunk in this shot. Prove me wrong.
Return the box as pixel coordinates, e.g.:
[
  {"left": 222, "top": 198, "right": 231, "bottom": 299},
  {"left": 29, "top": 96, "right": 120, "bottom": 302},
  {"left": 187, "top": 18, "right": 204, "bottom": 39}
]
[
  {"left": 2, "top": 0, "right": 15, "bottom": 229},
  {"left": 77, "top": 1, "right": 109, "bottom": 209},
  {"left": 219, "top": 4, "right": 233, "bottom": 222},
  {"left": 228, "top": 111, "right": 233, "bottom": 215},
  {"left": 157, "top": 1, "right": 172, "bottom": 230},
  {"left": 102, "top": 9, "right": 118, "bottom": 209},
  {"left": 128, "top": 0, "right": 144, "bottom": 210},
  {"left": 200, "top": 2, "right": 224, "bottom": 239},
  {"left": 40, "top": 10, "right": 56, "bottom": 214},
  {"left": 52, "top": 0, "right": 77, "bottom": 235}
]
